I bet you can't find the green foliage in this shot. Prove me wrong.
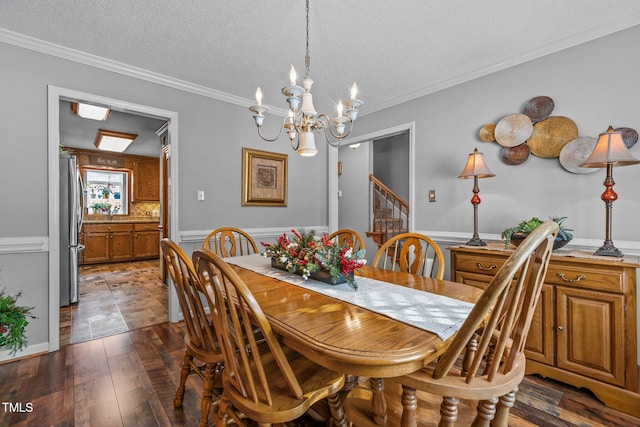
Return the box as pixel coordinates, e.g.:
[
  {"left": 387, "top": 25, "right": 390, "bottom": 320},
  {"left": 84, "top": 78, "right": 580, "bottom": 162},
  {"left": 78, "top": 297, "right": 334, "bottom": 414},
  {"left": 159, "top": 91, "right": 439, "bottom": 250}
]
[
  {"left": 501, "top": 216, "right": 573, "bottom": 248},
  {"left": 262, "top": 228, "right": 366, "bottom": 290},
  {"left": 91, "top": 202, "right": 111, "bottom": 210},
  {"left": 0, "top": 289, "right": 36, "bottom": 355}
]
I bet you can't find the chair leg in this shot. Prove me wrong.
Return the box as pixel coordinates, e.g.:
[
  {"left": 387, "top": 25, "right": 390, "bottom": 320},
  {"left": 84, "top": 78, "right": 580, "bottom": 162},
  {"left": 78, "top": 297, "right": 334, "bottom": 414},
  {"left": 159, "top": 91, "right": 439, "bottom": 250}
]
[
  {"left": 492, "top": 387, "right": 517, "bottom": 427},
  {"left": 471, "top": 397, "right": 498, "bottom": 427},
  {"left": 438, "top": 396, "right": 459, "bottom": 427},
  {"left": 400, "top": 385, "right": 418, "bottom": 427},
  {"left": 200, "top": 362, "right": 216, "bottom": 427},
  {"left": 174, "top": 352, "right": 192, "bottom": 408},
  {"left": 370, "top": 377, "right": 387, "bottom": 425},
  {"left": 327, "top": 392, "right": 349, "bottom": 427},
  {"left": 216, "top": 396, "right": 232, "bottom": 427}
]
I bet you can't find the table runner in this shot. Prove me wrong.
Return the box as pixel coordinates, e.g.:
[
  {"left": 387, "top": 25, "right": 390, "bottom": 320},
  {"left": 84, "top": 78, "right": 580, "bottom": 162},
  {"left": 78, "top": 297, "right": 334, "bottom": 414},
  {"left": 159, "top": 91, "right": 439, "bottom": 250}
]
[{"left": 225, "top": 254, "right": 474, "bottom": 340}]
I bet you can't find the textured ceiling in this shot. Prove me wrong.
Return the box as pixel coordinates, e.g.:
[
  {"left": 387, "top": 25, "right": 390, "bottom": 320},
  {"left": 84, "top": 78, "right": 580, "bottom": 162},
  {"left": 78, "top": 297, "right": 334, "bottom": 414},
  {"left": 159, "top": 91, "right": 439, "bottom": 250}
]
[{"left": 2, "top": 0, "right": 640, "bottom": 118}]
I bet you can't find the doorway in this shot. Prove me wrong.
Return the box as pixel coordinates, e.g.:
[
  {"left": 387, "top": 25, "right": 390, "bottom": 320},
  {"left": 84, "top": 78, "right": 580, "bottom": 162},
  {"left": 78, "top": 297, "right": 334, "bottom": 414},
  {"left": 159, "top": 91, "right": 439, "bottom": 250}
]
[
  {"left": 328, "top": 122, "right": 415, "bottom": 260},
  {"left": 48, "top": 86, "right": 180, "bottom": 351}
]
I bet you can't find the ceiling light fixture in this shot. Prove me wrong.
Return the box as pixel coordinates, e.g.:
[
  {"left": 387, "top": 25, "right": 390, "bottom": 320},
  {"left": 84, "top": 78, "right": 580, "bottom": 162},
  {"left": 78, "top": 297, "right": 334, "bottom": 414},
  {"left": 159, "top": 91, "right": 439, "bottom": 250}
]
[
  {"left": 248, "top": 0, "right": 362, "bottom": 157},
  {"left": 71, "top": 102, "right": 111, "bottom": 121},
  {"left": 94, "top": 129, "right": 138, "bottom": 153}
]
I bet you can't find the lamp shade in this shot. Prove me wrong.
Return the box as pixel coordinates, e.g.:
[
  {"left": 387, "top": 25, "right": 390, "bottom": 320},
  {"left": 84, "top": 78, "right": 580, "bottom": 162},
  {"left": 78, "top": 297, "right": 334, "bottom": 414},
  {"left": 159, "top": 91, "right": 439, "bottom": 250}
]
[
  {"left": 298, "top": 130, "right": 318, "bottom": 157},
  {"left": 458, "top": 148, "right": 496, "bottom": 178},
  {"left": 580, "top": 128, "right": 640, "bottom": 168}
]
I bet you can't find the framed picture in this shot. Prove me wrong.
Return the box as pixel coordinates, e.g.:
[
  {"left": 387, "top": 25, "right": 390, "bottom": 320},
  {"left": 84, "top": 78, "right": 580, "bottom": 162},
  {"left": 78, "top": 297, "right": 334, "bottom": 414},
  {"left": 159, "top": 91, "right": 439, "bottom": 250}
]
[{"left": 242, "top": 148, "right": 288, "bottom": 206}]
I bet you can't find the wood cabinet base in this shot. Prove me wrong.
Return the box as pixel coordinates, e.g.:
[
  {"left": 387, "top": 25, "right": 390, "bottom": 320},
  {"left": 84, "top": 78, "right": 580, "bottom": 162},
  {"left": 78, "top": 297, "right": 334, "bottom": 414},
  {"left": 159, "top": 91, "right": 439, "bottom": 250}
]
[
  {"left": 449, "top": 244, "right": 640, "bottom": 418},
  {"left": 527, "top": 360, "right": 640, "bottom": 418}
]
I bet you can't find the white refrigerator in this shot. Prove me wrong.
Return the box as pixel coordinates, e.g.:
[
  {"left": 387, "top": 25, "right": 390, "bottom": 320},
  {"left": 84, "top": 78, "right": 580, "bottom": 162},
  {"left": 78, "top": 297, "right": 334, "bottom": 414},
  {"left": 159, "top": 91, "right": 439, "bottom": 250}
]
[{"left": 60, "top": 154, "right": 84, "bottom": 306}]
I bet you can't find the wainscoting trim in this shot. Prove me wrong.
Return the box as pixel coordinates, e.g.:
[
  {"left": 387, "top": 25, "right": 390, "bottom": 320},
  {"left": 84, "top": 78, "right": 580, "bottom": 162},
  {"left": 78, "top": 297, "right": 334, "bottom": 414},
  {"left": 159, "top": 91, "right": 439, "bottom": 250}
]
[{"left": 0, "top": 236, "right": 48, "bottom": 255}]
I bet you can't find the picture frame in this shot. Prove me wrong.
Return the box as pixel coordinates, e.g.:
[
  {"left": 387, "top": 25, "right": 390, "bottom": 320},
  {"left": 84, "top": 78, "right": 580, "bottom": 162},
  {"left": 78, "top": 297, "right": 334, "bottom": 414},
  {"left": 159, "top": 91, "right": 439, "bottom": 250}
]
[{"left": 242, "top": 148, "right": 288, "bottom": 206}]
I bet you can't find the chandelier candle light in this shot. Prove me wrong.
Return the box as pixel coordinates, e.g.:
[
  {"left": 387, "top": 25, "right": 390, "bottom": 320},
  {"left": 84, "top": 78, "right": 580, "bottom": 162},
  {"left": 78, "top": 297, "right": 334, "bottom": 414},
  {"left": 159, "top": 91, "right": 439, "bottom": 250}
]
[
  {"left": 458, "top": 148, "right": 495, "bottom": 246},
  {"left": 580, "top": 126, "right": 640, "bottom": 257},
  {"left": 248, "top": 0, "right": 362, "bottom": 156}
]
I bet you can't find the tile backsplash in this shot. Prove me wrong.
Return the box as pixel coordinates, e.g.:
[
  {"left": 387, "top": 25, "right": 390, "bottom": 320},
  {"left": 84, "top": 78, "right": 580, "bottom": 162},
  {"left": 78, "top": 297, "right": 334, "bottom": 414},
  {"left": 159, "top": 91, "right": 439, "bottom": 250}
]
[{"left": 130, "top": 202, "right": 160, "bottom": 217}]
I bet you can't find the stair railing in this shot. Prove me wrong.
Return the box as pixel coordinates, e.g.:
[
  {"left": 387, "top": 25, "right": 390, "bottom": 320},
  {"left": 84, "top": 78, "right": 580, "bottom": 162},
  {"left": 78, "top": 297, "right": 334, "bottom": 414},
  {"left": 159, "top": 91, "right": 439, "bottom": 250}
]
[{"left": 367, "top": 174, "right": 409, "bottom": 247}]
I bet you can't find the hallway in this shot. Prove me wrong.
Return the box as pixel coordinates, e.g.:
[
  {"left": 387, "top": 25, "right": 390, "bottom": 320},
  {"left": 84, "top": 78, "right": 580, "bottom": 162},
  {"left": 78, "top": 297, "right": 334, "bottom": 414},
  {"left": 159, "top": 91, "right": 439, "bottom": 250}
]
[{"left": 59, "top": 260, "right": 168, "bottom": 346}]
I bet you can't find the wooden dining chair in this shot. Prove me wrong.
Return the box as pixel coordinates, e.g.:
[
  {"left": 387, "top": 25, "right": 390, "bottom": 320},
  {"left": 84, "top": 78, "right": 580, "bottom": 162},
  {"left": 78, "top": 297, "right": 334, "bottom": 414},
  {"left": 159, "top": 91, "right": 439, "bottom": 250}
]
[
  {"left": 328, "top": 228, "right": 366, "bottom": 252},
  {"left": 346, "top": 221, "right": 558, "bottom": 427},
  {"left": 372, "top": 232, "right": 445, "bottom": 279},
  {"left": 193, "top": 248, "right": 349, "bottom": 427},
  {"left": 202, "top": 226, "right": 258, "bottom": 258},
  {"left": 160, "top": 239, "right": 224, "bottom": 427}
]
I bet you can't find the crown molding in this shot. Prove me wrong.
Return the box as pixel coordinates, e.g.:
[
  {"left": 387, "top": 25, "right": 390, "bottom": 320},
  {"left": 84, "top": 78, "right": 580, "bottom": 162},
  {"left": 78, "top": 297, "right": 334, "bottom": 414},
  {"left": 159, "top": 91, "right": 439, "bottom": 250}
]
[
  {"left": 362, "top": 18, "right": 640, "bottom": 116},
  {"left": 0, "top": 28, "right": 288, "bottom": 116}
]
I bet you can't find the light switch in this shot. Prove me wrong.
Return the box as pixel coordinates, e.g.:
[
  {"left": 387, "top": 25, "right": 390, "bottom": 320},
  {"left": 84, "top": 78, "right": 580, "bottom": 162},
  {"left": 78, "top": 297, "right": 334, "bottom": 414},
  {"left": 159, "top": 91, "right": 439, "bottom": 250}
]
[
  {"left": 197, "top": 190, "right": 205, "bottom": 201},
  {"left": 428, "top": 190, "right": 436, "bottom": 202}
]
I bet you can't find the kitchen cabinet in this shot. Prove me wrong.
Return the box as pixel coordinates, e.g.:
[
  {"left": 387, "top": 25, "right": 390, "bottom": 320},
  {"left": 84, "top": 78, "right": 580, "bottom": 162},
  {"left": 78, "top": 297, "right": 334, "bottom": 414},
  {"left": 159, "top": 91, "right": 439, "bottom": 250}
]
[
  {"left": 449, "top": 244, "right": 640, "bottom": 418},
  {"left": 81, "top": 223, "right": 134, "bottom": 264},
  {"left": 133, "top": 158, "right": 160, "bottom": 202},
  {"left": 133, "top": 222, "right": 160, "bottom": 259}
]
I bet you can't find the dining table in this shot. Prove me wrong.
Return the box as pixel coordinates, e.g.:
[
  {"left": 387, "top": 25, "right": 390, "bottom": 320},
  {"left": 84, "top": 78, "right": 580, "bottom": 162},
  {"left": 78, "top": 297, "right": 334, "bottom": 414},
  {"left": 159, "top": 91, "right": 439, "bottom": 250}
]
[{"left": 224, "top": 254, "right": 485, "bottom": 425}]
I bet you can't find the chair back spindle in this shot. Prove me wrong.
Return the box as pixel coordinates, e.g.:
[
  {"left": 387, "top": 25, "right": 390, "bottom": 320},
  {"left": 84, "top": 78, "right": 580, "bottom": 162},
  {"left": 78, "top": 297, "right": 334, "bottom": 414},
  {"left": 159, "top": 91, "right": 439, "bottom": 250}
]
[{"left": 203, "top": 227, "right": 258, "bottom": 258}]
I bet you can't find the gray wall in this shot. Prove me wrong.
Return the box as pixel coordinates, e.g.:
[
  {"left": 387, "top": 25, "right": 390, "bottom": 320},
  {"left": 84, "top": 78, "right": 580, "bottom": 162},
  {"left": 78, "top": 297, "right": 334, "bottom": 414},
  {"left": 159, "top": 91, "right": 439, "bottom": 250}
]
[
  {"left": 2, "top": 24, "right": 640, "bottom": 358},
  {"left": 350, "top": 25, "right": 640, "bottom": 243},
  {"left": 0, "top": 40, "right": 329, "bottom": 356}
]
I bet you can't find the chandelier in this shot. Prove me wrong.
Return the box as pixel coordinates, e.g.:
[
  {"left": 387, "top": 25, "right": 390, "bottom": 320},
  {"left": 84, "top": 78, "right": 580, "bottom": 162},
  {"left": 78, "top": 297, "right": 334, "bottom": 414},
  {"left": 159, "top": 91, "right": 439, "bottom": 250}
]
[{"left": 248, "top": 0, "right": 362, "bottom": 157}]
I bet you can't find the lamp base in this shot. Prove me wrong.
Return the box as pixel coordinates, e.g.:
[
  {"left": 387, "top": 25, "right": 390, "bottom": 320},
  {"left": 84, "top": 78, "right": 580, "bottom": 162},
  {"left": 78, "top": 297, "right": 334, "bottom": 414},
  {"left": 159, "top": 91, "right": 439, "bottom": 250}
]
[
  {"left": 594, "top": 242, "right": 624, "bottom": 258},
  {"left": 466, "top": 237, "right": 487, "bottom": 247}
]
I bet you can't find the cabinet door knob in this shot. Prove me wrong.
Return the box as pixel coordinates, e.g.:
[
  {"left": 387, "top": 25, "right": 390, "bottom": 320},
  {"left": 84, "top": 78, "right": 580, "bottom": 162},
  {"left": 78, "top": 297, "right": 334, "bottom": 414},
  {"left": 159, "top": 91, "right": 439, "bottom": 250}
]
[
  {"left": 556, "top": 326, "right": 564, "bottom": 331},
  {"left": 476, "top": 263, "right": 497, "bottom": 271},
  {"left": 557, "top": 272, "right": 586, "bottom": 283}
]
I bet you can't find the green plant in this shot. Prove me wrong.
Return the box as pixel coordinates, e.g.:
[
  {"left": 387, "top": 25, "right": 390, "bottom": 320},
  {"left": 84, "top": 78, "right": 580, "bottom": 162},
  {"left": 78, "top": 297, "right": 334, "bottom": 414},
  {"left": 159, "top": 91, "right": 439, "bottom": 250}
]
[
  {"left": 501, "top": 216, "right": 573, "bottom": 248},
  {"left": 91, "top": 202, "right": 111, "bottom": 211},
  {"left": 261, "top": 229, "right": 366, "bottom": 289},
  {"left": 0, "top": 289, "right": 36, "bottom": 355}
]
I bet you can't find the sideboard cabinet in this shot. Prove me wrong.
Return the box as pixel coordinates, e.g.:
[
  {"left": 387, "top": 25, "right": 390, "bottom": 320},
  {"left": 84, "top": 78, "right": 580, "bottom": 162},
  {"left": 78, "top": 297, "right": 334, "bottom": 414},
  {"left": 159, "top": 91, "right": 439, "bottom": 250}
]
[{"left": 449, "top": 244, "right": 640, "bottom": 418}]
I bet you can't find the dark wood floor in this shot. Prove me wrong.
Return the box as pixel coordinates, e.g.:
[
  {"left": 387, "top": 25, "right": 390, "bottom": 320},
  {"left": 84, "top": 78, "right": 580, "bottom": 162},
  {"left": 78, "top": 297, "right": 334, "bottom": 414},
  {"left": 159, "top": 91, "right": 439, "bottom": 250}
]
[
  {"left": 2, "top": 321, "right": 640, "bottom": 426},
  {"left": 60, "top": 259, "right": 168, "bottom": 346}
]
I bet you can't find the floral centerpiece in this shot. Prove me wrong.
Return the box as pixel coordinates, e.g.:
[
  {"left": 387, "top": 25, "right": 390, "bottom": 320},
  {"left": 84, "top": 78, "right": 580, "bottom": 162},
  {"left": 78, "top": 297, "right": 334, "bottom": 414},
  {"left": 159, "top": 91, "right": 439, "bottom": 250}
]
[{"left": 261, "top": 229, "right": 366, "bottom": 289}]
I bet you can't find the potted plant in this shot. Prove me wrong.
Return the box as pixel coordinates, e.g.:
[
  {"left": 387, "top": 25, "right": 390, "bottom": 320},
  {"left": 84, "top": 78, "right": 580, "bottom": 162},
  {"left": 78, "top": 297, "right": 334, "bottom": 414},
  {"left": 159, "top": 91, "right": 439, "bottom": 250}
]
[
  {"left": 501, "top": 216, "right": 573, "bottom": 250},
  {"left": 0, "top": 289, "right": 36, "bottom": 355}
]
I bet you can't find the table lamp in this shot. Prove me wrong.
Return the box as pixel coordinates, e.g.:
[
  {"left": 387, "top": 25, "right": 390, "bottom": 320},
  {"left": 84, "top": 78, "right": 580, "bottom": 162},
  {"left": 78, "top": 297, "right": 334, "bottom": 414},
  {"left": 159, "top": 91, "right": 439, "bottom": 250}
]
[
  {"left": 580, "top": 126, "right": 640, "bottom": 257},
  {"left": 458, "top": 148, "right": 495, "bottom": 246}
]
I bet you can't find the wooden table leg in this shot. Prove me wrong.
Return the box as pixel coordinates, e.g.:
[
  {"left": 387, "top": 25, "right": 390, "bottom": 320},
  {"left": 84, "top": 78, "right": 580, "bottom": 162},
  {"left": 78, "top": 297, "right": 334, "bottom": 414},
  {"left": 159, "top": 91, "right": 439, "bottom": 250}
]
[
  {"left": 343, "top": 374, "right": 358, "bottom": 391},
  {"left": 370, "top": 377, "right": 387, "bottom": 425}
]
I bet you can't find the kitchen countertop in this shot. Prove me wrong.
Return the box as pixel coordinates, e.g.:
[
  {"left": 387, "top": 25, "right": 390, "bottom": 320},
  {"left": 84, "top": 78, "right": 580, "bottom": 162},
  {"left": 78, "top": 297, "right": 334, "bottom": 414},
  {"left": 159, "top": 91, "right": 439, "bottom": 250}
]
[{"left": 84, "top": 216, "right": 160, "bottom": 224}]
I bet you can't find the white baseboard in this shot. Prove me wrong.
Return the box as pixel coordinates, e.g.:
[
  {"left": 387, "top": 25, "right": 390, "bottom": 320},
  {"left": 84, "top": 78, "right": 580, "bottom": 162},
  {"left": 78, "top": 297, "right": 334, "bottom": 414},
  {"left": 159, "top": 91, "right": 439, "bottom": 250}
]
[{"left": 0, "top": 342, "right": 49, "bottom": 363}]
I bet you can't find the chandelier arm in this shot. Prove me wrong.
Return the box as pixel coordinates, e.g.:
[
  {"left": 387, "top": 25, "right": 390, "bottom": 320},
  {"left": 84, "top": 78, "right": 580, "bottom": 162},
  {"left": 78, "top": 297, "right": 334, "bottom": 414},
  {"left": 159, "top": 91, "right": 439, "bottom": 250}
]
[
  {"left": 290, "top": 136, "right": 300, "bottom": 151},
  {"left": 316, "top": 113, "right": 355, "bottom": 141},
  {"left": 255, "top": 116, "right": 290, "bottom": 142}
]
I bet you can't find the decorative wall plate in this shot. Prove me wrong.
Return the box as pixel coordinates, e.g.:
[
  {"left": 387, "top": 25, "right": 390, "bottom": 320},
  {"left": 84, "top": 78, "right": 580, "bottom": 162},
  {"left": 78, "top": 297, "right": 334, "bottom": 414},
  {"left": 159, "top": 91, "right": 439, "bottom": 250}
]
[
  {"left": 501, "top": 143, "right": 530, "bottom": 165},
  {"left": 559, "top": 136, "right": 599, "bottom": 174},
  {"left": 528, "top": 116, "right": 578, "bottom": 158},
  {"left": 523, "top": 96, "right": 554, "bottom": 123},
  {"left": 494, "top": 114, "right": 533, "bottom": 147},
  {"left": 614, "top": 127, "right": 638, "bottom": 149},
  {"left": 479, "top": 123, "right": 496, "bottom": 142}
]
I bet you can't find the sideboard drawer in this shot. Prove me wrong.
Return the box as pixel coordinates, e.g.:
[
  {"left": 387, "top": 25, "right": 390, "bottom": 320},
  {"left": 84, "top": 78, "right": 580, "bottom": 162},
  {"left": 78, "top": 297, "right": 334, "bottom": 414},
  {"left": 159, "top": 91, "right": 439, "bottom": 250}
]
[
  {"left": 545, "top": 264, "right": 625, "bottom": 293},
  {"left": 453, "top": 252, "right": 506, "bottom": 276}
]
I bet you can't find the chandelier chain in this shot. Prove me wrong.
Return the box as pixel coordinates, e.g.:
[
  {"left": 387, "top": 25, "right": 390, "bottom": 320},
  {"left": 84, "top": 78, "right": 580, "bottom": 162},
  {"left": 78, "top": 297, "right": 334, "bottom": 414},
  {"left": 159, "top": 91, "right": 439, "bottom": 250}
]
[
  {"left": 248, "top": 0, "right": 361, "bottom": 156},
  {"left": 305, "top": 0, "right": 310, "bottom": 77}
]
